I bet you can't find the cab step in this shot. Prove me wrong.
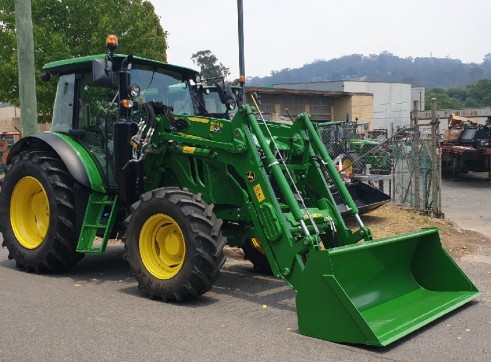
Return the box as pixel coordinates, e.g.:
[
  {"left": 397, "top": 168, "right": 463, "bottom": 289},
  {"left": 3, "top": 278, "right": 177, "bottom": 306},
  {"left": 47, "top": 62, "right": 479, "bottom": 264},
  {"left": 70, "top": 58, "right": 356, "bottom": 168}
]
[{"left": 76, "top": 193, "right": 118, "bottom": 253}]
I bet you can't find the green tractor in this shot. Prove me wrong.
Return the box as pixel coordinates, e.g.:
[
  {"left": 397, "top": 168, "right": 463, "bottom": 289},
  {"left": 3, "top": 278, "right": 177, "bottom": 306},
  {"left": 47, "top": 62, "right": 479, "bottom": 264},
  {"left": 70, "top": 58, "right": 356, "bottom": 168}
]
[
  {"left": 318, "top": 120, "right": 392, "bottom": 175},
  {"left": 0, "top": 38, "right": 478, "bottom": 346}
]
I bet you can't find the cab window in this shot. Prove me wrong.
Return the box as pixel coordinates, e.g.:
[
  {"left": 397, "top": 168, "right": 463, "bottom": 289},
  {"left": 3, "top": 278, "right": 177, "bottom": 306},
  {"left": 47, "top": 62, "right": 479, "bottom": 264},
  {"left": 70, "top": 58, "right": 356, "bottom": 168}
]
[
  {"left": 76, "top": 72, "right": 118, "bottom": 186},
  {"left": 51, "top": 74, "right": 75, "bottom": 132}
]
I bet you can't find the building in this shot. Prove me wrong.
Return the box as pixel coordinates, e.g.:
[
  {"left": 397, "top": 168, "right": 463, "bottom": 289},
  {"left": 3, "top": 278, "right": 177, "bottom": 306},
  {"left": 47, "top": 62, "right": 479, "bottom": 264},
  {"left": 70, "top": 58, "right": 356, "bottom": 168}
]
[
  {"left": 245, "top": 87, "right": 373, "bottom": 129},
  {"left": 273, "top": 81, "right": 413, "bottom": 135},
  {"left": 0, "top": 103, "right": 50, "bottom": 133},
  {"left": 0, "top": 103, "right": 21, "bottom": 132}
]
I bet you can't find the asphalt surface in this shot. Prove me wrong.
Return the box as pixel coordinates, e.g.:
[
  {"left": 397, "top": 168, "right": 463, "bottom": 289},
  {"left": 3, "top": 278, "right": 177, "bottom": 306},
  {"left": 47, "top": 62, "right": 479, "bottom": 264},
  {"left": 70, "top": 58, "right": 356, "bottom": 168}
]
[
  {"left": 1, "top": 132, "right": 490, "bottom": 359},
  {"left": 441, "top": 172, "right": 491, "bottom": 236},
  {"left": 0, "top": 234, "right": 489, "bottom": 361}
]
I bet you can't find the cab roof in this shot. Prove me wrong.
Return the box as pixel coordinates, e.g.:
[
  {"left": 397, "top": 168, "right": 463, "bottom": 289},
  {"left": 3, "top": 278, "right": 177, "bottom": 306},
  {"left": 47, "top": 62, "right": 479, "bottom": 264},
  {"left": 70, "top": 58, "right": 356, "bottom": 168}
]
[{"left": 43, "top": 54, "right": 199, "bottom": 80}]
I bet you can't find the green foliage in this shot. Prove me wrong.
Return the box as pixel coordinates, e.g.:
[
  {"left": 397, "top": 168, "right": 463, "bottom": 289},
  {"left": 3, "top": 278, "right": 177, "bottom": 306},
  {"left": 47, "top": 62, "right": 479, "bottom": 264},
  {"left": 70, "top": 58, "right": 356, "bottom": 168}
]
[
  {"left": 466, "top": 79, "right": 491, "bottom": 107},
  {"left": 424, "top": 79, "right": 491, "bottom": 110},
  {"left": 0, "top": 0, "right": 167, "bottom": 123},
  {"left": 424, "top": 88, "right": 464, "bottom": 110},
  {"left": 191, "top": 50, "right": 230, "bottom": 81}
]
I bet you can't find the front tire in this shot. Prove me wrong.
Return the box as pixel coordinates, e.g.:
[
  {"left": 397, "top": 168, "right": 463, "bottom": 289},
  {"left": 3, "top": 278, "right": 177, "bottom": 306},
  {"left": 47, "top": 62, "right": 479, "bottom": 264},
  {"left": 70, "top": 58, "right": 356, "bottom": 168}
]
[
  {"left": 0, "top": 151, "right": 83, "bottom": 272},
  {"left": 124, "top": 188, "right": 226, "bottom": 302}
]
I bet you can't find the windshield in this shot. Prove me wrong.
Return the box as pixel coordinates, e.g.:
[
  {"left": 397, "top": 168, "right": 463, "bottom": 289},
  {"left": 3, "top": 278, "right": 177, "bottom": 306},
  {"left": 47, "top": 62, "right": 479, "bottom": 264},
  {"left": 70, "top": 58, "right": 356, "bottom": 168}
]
[
  {"left": 203, "top": 89, "right": 228, "bottom": 114},
  {"left": 130, "top": 68, "right": 197, "bottom": 115},
  {"left": 199, "top": 85, "right": 241, "bottom": 118}
]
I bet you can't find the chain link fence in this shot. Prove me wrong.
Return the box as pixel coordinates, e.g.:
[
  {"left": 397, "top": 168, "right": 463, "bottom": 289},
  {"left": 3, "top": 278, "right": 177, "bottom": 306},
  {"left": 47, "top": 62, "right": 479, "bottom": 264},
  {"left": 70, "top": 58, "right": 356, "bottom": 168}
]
[
  {"left": 317, "top": 102, "right": 442, "bottom": 217},
  {"left": 391, "top": 127, "right": 440, "bottom": 214},
  {"left": 317, "top": 121, "right": 392, "bottom": 177}
]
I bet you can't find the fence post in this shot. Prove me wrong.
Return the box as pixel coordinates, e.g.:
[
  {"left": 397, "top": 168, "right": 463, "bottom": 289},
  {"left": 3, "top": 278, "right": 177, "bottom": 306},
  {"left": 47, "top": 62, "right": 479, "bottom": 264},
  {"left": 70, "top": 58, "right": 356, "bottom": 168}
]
[
  {"left": 412, "top": 100, "right": 420, "bottom": 210},
  {"left": 390, "top": 122, "right": 394, "bottom": 201},
  {"left": 430, "top": 98, "right": 443, "bottom": 218}
]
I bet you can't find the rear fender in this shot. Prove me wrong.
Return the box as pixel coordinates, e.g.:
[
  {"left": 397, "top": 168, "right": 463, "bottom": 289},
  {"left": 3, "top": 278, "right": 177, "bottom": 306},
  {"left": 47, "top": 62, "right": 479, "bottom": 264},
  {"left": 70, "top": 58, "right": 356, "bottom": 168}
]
[{"left": 6, "top": 132, "right": 106, "bottom": 193}]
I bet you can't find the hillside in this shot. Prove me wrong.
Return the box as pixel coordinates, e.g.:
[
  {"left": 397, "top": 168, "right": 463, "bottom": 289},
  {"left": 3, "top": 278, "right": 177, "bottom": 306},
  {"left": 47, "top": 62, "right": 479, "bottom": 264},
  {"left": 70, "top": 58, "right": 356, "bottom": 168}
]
[{"left": 248, "top": 52, "right": 491, "bottom": 89}]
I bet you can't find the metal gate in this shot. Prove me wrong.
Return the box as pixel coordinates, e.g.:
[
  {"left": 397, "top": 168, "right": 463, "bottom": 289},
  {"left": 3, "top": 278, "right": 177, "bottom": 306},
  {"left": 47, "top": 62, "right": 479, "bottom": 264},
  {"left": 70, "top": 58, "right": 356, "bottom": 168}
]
[{"left": 391, "top": 100, "right": 442, "bottom": 216}]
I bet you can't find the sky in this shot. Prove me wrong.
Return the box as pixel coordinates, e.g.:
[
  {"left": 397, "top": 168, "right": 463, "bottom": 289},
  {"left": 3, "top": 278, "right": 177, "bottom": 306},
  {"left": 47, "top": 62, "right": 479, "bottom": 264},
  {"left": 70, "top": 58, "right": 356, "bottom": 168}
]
[{"left": 152, "top": 0, "right": 491, "bottom": 79}]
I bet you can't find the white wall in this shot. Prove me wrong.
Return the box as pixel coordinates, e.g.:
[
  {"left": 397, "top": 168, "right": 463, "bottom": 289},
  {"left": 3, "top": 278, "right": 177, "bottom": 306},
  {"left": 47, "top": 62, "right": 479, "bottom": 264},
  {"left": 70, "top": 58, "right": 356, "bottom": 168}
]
[{"left": 342, "top": 82, "right": 411, "bottom": 134}]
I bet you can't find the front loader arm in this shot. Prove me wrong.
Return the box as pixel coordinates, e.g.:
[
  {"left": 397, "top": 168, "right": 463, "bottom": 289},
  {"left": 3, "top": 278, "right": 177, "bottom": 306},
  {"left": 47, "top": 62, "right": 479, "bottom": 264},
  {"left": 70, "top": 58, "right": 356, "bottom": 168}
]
[{"left": 225, "top": 105, "right": 372, "bottom": 285}]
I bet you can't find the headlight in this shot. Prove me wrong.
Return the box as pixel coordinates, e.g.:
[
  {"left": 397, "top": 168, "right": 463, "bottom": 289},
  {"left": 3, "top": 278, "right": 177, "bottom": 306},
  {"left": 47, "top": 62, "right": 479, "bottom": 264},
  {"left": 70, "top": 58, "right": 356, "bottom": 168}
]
[{"left": 129, "top": 84, "right": 141, "bottom": 98}]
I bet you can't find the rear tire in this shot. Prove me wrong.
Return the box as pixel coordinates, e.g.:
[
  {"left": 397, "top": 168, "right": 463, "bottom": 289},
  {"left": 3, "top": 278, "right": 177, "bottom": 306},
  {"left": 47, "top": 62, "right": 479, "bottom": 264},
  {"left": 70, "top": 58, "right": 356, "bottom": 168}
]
[
  {"left": 124, "top": 187, "right": 226, "bottom": 301},
  {"left": 0, "top": 151, "right": 83, "bottom": 272},
  {"left": 371, "top": 149, "right": 392, "bottom": 175},
  {"left": 242, "top": 238, "right": 273, "bottom": 275}
]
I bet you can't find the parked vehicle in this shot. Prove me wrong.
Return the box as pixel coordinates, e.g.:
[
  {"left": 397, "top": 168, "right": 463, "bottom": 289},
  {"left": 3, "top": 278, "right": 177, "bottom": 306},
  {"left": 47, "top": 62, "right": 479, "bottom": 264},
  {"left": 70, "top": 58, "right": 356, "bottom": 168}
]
[{"left": 441, "top": 114, "right": 491, "bottom": 177}]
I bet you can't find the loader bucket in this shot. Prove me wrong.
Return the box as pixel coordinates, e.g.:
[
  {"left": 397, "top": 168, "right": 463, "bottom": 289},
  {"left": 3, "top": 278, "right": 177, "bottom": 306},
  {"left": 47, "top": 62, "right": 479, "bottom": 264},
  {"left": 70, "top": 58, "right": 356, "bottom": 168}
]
[
  {"left": 334, "top": 181, "right": 391, "bottom": 216},
  {"left": 296, "top": 228, "right": 479, "bottom": 346}
]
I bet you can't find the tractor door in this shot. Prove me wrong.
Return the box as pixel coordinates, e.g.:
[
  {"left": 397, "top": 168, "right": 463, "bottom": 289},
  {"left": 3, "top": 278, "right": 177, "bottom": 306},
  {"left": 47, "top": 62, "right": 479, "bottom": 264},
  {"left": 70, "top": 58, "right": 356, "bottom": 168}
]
[
  {"left": 51, "top": 71, "right": 118, "bottom": 188},
  {"left": 50, "top": 71, "right": 118, "bottom": 188},
  {"left": 75, "top": 72, "right": 119, "bottom": 187}
]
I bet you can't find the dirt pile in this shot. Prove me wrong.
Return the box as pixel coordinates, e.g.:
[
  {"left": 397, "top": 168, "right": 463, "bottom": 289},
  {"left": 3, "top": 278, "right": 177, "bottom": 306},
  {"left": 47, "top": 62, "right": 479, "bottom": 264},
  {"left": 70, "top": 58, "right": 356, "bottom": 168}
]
[
  {"left": 348, "top": 203, "right": 490, "bottom": 258},
  {"left": 226, "top": 204, "right": 490, "bottom": 262}
]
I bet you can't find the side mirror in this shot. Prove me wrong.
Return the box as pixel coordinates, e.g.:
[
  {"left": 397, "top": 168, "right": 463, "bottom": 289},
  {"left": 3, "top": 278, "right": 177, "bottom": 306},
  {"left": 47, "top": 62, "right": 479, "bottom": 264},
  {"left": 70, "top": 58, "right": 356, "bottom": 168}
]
[
  {"left": 92, "top": 58, "right": 113, "bottom": 87},
  {"left": 215, "top": 80, "right": 237, "bottom": 111},
  {"left": 41, "top": 71, "right": 51, "bottom": 82}
]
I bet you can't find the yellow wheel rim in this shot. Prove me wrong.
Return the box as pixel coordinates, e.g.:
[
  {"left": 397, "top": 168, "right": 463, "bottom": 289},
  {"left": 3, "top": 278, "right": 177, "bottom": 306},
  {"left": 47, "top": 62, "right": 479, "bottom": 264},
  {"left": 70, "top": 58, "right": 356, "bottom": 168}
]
[
  {"left": 342, "top": 159, "right": 353, "bottom": 175},
  {"left": 10, "top": 176, "right": 50, "bottom": 249},
  {"left": 139, "top": 213, "right": 186, "bottom": 279},
  {"left": 251, "top": 237, "right": 265, "bottom": 253}
]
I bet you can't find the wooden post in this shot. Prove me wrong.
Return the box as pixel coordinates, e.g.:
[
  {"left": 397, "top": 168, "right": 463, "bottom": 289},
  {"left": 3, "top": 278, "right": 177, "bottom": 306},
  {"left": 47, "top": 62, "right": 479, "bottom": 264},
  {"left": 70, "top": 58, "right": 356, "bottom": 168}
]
[
  {"left": 413, "top": 100, "right": 420, "bottom": 210},
  {"left": 430, "top": 98, "right": 442, "bottom": 218}
]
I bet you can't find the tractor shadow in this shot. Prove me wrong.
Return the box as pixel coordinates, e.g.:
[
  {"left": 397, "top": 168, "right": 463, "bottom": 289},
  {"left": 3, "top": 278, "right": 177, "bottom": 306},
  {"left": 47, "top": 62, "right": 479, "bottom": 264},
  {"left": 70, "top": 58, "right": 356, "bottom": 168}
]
[
  {"left": 53, "top": 242, "right": 296, "bottom": 311},
  {"left": 58, "top": 243, "right": 132, "bottom": 284},
  {"left": 118, "top": 256, "right": 298, "bottom": 312},
  {"left": 0, "top": 241, "right": 296, "bottom": 310},
  {"left": 209, "top": 260, "right": 297, "bottom": 312}
]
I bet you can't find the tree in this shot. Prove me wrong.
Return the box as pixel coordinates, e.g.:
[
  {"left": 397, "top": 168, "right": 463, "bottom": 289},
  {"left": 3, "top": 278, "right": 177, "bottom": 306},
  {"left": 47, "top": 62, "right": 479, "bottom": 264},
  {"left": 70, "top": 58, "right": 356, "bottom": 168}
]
[
  {"left": 424, "top": 79, "right": 491, "bottom": 110},
  {"left": 466, "top": 79, "right": 491, "bottom": 107},
  {"left": 0, "top": 0, "right": 167, "bottom": 123},
  {"left": 191, "top": 50, "right": 230, "bottom": 81},
  {"left": 424, "top": 88, "right": 464, "bottom": 110}
]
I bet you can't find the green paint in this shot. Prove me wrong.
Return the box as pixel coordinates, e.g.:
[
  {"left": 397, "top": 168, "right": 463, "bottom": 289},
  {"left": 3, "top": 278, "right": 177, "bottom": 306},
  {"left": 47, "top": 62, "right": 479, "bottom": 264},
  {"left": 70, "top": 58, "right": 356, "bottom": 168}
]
[
  {"left": 44, "top": 54, "right": 198, "bottom": 78},
  {"left": 296, "top": 228, "right": 479, "bottom": 346},
  {"left": 77, "top": 193, "right": 118, "bottom": 253},
  {"left": 51, "top": 132, "right": 106, "bottom": 193}
]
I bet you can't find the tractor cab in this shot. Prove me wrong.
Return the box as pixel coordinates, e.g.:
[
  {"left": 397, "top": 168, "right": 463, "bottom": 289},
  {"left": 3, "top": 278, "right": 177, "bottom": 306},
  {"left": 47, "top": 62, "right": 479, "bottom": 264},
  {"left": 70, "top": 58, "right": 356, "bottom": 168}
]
[{"left": 42, "top": 41, "right": 222, "bottom": 189}]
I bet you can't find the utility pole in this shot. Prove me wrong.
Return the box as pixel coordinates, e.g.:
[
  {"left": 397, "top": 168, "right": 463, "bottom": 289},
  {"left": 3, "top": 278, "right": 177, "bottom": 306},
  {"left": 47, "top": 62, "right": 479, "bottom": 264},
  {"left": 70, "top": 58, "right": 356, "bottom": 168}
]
[
  {"left": 15, "top": 0, "right": 37, "bottom": 136},
  {"left": 237, "top": 0, "right": 245, "bottom": 104}
]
